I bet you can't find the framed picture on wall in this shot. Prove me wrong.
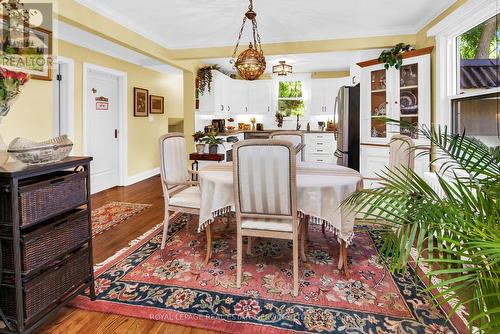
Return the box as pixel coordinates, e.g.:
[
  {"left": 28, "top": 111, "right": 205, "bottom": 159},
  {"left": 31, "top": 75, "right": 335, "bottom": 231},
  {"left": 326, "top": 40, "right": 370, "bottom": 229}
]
[
  {"left": 149, "top": 95, "right": 164, "bottom": 114},
  {"left": 134, "top": 87, "right": 149, "bottom": 117},
  {"left": 1, "top": 16, "right": 53, "bottom": 81}
]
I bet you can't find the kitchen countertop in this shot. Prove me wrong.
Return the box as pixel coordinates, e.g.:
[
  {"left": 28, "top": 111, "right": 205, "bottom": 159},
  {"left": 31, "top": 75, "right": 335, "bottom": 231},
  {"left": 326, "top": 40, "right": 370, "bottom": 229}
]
[{"left": 215, "top": 129, "right": 336, "bottom": 136}]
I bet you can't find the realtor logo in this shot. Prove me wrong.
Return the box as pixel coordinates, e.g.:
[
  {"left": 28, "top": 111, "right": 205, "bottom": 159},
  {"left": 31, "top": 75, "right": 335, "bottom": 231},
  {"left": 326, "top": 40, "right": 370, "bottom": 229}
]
[{"left": 0, "top": 1, "right": 53, "bottom": 80}]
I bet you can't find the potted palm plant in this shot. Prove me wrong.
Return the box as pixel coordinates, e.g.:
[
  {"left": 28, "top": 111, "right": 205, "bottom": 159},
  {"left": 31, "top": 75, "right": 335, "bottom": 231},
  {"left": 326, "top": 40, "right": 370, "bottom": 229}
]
[
  {"left": 344, "top": 122, "right": 500, "bottom": 334},
  {"left": 193, "top": 131, "right": 206, "bottom": 154},
  {"left": 201, "top": 134, "right": 223, "bottom": 154}
]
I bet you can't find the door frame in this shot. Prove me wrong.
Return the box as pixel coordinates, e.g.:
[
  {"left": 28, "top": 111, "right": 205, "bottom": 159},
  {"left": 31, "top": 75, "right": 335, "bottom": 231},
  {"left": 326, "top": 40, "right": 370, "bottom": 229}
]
[
  {"left": 52, "top": 56, "right": 75, "bottom": 139},
  {"left": 82, "top": 62, "right": 128, "bottom": 188}
]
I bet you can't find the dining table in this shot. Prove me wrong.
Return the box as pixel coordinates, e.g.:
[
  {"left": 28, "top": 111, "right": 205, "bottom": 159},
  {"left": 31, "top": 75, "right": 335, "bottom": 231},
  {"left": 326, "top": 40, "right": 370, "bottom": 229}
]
[{"left": 197, "top": 161, "right": 363, "bottom": 271}]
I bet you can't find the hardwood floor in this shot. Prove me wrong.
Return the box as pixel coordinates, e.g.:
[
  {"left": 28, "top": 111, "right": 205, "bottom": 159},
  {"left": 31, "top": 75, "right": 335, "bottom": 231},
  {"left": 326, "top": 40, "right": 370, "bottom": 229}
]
[{"left": 37, "top": 176, "right": 222, "bottom": 334}]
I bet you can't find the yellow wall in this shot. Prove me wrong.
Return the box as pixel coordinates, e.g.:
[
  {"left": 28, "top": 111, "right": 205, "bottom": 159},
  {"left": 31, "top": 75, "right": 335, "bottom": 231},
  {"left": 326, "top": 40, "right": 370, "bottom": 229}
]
[
  {"left": 0, "top": 40, "right": 184, "bottom": 178},
  {"left": 183, "top": 69, "right": 196, "bottom": 156}
]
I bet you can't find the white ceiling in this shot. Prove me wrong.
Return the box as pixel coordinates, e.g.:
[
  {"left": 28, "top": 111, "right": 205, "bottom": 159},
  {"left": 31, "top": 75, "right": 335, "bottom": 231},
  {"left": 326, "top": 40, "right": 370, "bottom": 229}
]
[
  {"left": 76, "top": 0, "right": 457, "bottom": 50},
  {"left": 203, "top": 49, "right": 384, "bottom": 74}
]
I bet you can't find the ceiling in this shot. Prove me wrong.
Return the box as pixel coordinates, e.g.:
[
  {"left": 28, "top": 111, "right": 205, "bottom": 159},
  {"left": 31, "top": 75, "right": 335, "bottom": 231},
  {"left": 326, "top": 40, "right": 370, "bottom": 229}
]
[
  {"left": 203, "top": 49, "right": 384, "bottom": 74},
  {"left": 76, "top": 0, "right": 457, "bottom": 50}
]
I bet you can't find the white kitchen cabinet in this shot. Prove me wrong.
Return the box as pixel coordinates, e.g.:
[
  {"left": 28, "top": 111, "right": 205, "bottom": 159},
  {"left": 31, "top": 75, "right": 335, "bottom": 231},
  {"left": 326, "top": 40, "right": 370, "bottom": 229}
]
[
  {"left": 247, "top": 80, "right": 272, "bottom": 114},
  {"left": 199, "top": 70, "right": 229, "bottom": 116},
  {"left": 310, "top": 78, "right": 350, "bottom": 116},
  {"left": 304, "top": 132, "right": 337, "bottom": 163},
  {"left": 228, "top": 78, "right": 247, "bottom": 114},
  {"left": 359, "top": 51, "right": 432, "bottom": 187}
]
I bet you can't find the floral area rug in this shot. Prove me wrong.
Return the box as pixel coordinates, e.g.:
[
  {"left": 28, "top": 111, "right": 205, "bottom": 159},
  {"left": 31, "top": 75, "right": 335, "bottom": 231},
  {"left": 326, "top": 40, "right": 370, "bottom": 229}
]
[
  {"left": 73, "top": 213, "right": 461, "bottom": 334},
  {"left": 91, "top": 201, "right": 152, "bottom": 237}
]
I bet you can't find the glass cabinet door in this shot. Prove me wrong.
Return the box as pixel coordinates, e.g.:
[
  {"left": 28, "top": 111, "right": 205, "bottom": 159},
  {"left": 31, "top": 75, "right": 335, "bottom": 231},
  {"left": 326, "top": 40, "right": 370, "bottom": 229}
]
[
  {"left": 398, "top": 63, "right": 419, "bottom": 139},
  {"left": 370, "top": 69, "right": 388, "bottom": 138}
]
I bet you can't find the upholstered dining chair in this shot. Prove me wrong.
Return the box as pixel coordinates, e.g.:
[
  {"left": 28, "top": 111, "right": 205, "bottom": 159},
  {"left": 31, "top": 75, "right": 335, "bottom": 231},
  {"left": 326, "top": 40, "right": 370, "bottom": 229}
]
[
  {"left": 269, "top": 131, "right": 305, "bottom": 162},
  {"left": 364, "top": 134, "right": 415, "bottom": 184},
  {"left": 159, "top": 133, "right": 213, "bottom": 264},
  {"left": 233, "top": 139, "right": 307, "bottom": 296}
]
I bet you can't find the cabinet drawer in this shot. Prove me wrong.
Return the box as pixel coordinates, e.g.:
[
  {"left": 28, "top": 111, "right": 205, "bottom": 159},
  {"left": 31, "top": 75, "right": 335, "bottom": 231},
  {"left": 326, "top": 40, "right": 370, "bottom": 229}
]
[
  {"left": 0, "top": 247, "right": 91, "bottom": 323},
  {"left": 18, "top": 171, "right": 87, "bottom": 228},
  {"left": 1, "top": 209, "right": 90, "bottom": 275},
  {"left": 305, "top": 133, "right": 335, "bottom": 141},
  {"left": 306, "top": 153, "right": 335, "bottom": 163}
]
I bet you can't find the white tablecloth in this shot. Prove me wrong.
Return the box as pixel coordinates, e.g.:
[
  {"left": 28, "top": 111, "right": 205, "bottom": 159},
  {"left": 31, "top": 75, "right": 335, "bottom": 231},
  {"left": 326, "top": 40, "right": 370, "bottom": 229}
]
[{"left": 198, "top": 162, "right": 363, "bottom": 243}]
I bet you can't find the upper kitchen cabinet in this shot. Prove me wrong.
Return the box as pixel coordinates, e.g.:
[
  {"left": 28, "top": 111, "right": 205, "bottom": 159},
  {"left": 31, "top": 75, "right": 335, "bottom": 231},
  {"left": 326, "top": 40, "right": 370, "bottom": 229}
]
[
  {"left": 359, "top": 50, "right": 431, "bottom": 146},
  {"left": 247, "top": 80, "right": 272, "bottom": 114},
  {"left": 199, "top": 70, "right": 229, "bottom": 116},
  {"left": 310, "top": 78, "right": 350, "bottom": 115},
  {"left": 228, "top": 78, "right": 248, "bottom": 114}
]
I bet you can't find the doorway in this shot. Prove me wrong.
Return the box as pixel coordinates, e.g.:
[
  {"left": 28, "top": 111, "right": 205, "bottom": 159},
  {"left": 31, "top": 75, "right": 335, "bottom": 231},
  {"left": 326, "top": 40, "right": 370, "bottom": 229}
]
[
  {"left": 83, "top": 63, "right": 127, "bottom": 194},
  {"left": 52, "top": 57, "right": 74, "bottom": 139}
]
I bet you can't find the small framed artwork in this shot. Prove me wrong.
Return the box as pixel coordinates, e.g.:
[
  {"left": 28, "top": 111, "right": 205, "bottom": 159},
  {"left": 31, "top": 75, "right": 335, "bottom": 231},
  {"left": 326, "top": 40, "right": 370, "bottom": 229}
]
[
  {"left": 134, "top": 87, "right": 149, "bottom": 117},
  {"left": 150, "top": 95, "right": 164, "bottom": 114}
]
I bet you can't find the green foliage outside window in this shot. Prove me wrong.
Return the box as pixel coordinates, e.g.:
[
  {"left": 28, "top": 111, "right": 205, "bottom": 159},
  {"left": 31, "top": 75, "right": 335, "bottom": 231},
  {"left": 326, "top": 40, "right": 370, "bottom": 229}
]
[
  {"left": 459, "top": 14, "right": 499, "bottom": 59},
  {"left": 278, "top": 81, "right": 304, "bottom": 116}
]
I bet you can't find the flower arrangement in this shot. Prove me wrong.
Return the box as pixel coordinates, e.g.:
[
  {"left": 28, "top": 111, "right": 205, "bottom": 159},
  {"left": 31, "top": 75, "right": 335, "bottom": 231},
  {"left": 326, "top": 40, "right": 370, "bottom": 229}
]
[
  {"left": 0, "top": 67, "right": 30, "bottom": 117},
  {"left": 192, "top": 131, "right": 205, "bottom": 143}
]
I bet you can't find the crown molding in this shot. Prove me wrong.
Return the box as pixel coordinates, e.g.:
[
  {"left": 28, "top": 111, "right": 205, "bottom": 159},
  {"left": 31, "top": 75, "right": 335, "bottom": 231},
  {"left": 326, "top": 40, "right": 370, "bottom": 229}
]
[{"left": 55, "top": 20, "right": 183, "bottom": 76}]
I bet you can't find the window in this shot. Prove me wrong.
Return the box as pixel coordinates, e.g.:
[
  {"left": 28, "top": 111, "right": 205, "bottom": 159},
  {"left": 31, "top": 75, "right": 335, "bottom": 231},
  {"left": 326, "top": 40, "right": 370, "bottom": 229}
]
[
  {"left": 277, "top": 81, "right": 304, "bottom": 117},
  {"left": 452, "top": 92, "right": 499, "bottom": 147},
  {"left": 450, "top": 13, "right": 500, "bottom": 147},
  {"left": 457, "top": 13, "right": 499, "bottom": 94}
]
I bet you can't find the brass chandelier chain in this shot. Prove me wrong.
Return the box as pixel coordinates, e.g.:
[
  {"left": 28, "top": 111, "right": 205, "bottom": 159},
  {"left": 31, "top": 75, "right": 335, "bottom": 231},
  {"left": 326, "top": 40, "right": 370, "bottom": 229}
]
[{"left": 231, "top": 0, "right": 263, "bottom": 60}]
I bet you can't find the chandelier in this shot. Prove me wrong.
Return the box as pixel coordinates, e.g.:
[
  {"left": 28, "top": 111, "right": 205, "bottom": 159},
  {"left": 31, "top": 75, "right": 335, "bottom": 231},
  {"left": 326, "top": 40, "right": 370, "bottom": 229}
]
[
  {"left": 272, "top": 61, "right": 292, "bottom": 76},
  {"left": 230, "top": 0, "right": 266, "bottom": 80}
]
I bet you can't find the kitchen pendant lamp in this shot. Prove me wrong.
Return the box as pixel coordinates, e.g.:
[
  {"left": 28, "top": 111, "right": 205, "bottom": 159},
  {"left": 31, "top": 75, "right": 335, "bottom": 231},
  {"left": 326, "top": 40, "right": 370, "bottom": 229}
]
[
  {"left": 230, "top": 0, "right": 266, "bottom": 80},
  {"left": 272, "top": 61, "right": 293, "bottom": 76}
]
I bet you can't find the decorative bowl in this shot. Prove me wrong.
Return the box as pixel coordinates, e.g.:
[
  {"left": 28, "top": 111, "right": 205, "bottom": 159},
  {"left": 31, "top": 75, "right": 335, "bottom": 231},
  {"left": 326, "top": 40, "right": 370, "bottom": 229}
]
[{"left": 8, "top": 135, "right": 73, "bottom": 165}]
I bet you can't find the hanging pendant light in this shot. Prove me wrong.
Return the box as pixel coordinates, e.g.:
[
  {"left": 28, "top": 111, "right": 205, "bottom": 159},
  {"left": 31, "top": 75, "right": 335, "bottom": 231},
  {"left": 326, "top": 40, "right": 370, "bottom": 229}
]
[
  {"left": 272, "top": 61, "right": 293, "bottom": 76},
  {"left": 230, "top": 0, "right": 266, "bottom": 81}
]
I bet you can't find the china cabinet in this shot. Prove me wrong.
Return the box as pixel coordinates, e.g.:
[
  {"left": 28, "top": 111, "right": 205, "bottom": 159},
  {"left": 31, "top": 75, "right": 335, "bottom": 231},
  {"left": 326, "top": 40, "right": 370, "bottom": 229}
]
[{"left": 358, "top": 47, "right": 433, "bottom": 187}]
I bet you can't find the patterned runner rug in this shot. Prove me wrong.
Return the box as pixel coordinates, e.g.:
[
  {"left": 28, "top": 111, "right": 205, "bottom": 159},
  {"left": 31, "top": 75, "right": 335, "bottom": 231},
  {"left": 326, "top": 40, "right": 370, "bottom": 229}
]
[
  {"left": 73, "top": 213, "right": 463, "bottom": 334},
  {"left": 91, "top": 202, "right": 152, "bottom": 237}
]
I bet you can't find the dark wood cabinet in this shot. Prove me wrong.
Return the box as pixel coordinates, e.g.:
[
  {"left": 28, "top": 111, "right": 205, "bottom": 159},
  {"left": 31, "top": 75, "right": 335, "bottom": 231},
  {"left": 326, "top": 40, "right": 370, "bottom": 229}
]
[{"left": 0, "top": 157, "right": 95, "bottom": 334}]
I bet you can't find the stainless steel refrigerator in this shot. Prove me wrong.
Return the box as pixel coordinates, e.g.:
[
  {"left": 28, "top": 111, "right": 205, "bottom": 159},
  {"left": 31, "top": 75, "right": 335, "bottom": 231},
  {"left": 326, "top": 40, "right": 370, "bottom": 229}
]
[{"left": 334, "top": 84, "right": 360, "bottom": 171}]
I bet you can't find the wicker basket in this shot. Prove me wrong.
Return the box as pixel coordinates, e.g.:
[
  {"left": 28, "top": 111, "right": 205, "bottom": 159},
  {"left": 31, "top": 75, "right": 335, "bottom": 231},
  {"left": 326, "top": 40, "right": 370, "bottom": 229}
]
[
  {"left": 8, "top": 135, "right": 73, "bottom": 165},
  {"left": 16, "top": 171, "right": 87, "bottom": 227},
  {"left": 0, "top": 247, "right": 91, "bottom": 322},
  {"left": 1, "top": 209, "right": 90, "bottom": 275}
]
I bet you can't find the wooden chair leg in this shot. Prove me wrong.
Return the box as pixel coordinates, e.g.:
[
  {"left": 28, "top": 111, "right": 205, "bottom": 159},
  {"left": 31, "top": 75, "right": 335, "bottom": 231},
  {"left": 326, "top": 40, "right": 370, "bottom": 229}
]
[
  {"left": 246, "top": 236, "right": 253, "bottom": 255},
  {"left": 292, "top": 232, "right": 299, "bottom": 297},
  {"left": 204, "top": 224, "right": 213, "bottom": 265},
  {"left": 160, "top": 210, "right": 170, "bottom": 259},
  {"left": 225, "top": 212, "right": 231, "bottom": 230},
  {"left": 236, "top": 229, "right": 243, "bottom": 288},
  {"left": 300, "top": 222, "right": 307, "bottom": 262},
  {"left": 341, "top": 240, "right": 350, "bottom": 279},
  {"left": 305, "top": 216, "right": 310, "bottom": 241}
]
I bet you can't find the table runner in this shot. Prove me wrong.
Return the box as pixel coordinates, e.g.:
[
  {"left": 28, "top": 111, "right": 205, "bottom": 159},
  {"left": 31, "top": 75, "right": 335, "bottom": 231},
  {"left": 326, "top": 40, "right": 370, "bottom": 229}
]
[{"left": 198, "top": 162, "right": 362, "bottom": 244}]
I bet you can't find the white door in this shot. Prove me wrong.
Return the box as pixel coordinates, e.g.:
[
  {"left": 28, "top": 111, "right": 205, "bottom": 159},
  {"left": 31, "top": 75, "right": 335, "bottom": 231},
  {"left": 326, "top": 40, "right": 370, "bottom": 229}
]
[{"left": 86, "top": 69, "right": 120, "bottom": 193}]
